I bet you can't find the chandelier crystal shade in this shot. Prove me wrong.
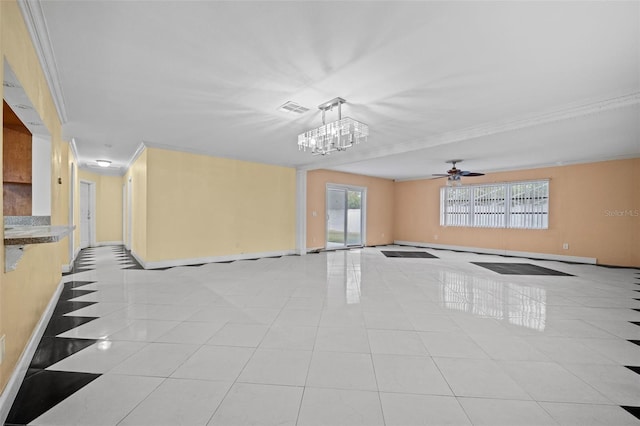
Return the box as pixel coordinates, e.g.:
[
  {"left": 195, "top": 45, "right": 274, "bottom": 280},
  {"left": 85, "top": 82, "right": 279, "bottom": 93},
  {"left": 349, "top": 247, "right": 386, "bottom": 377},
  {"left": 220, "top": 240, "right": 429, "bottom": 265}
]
[{"left": 298, "top": 97, "right": 368, "bottom": 155}]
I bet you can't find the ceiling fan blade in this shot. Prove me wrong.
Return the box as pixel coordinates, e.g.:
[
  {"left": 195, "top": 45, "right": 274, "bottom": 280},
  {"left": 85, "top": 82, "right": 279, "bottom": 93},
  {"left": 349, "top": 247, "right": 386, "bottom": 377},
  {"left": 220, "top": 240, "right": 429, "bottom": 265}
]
[
  {"left": 432, "top": 174, "right": 450, "bottom": 177},
  {"left": 460, "top": 172, "right": 485, "bottom": 177}
]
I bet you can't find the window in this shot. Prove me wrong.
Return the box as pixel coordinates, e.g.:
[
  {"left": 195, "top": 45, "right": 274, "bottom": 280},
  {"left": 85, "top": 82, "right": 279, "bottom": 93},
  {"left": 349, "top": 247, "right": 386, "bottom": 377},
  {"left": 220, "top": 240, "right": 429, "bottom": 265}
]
[{"left": 440, "top": 180, "right": 549, "bottom": 229}]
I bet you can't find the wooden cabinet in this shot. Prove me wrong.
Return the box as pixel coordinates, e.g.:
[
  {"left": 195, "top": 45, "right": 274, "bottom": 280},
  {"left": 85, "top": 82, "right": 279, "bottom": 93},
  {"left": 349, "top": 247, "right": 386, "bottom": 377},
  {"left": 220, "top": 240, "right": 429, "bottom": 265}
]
[{"left": 3, "top": 100, "right": 32, "bottom": 216}]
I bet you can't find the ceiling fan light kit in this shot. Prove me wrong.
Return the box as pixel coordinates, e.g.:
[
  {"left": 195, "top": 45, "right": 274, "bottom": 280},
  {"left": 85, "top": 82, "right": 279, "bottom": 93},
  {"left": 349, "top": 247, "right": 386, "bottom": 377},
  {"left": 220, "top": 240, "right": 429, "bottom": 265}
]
[
  {"left": 298, "top": 97, "right": 368, "bottom": 156},
  {"left": 433, "top": 160, "right": 485, "bottom": 186}
]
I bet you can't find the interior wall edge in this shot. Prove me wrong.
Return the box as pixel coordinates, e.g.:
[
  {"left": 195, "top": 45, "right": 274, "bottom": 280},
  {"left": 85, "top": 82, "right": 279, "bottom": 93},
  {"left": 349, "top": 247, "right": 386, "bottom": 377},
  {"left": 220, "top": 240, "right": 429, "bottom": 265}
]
[{"left": 0, "top": 278, "right": 64, "bottom": 425}]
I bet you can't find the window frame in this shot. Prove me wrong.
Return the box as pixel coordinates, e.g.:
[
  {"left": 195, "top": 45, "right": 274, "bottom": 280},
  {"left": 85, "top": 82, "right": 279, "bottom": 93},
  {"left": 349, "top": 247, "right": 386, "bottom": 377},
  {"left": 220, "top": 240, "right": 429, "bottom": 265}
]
[{"left": 440, "top": 179, "right": 549, "bottom": 229}]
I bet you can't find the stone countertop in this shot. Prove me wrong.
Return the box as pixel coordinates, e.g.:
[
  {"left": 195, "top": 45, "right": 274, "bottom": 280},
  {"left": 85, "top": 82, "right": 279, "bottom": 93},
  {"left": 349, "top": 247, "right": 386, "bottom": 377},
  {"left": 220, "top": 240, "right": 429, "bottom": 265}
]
[{"left": 4, "top": 225, "right": 75, "bottom": 245}]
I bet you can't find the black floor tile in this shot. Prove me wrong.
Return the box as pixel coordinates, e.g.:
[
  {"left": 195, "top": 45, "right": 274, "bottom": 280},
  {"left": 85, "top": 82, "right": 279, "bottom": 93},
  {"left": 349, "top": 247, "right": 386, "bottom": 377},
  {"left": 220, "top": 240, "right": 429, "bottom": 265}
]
[
  {"left": 59, "top": 288, "right": 96, "bottom": 301},
  {"left": 53, "top": 300, "right": 96, "bottom": 316},
  {"left": 622, "top": 406, "right": 640, "bottom": 420},
  {"left": 62, "top": 281, "right": 95, "bottom": 289},
  {"left": 631, "top": 322, "right": 640, "bottom": 327},
  {"left": 625, "top": 366, "right": 640, "bottom": 376},
  {"left": 629, "top": 340, "right": 640, "bottom": 347},
  {"left": 29, "top": 337, "right": 96, "bottom": 369},
  {"left": 5, "top": 370, "right": 100, "bottom": 425},
  {"left": 43, "top": 316, "right": 98, "bottom": 337},
  {"left": 471, "top": 262, "right": 573, "bottom": 276},
  {"left": 382, "top": 251, "right": 439, "bottom": 259}
]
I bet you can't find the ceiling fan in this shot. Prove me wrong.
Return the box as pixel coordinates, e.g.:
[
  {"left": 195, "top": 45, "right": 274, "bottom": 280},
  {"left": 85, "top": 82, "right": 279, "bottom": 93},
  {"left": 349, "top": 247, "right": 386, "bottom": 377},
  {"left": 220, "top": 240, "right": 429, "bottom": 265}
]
[{"left": 432, "top": 160, "right": 484, "bottom": 186}]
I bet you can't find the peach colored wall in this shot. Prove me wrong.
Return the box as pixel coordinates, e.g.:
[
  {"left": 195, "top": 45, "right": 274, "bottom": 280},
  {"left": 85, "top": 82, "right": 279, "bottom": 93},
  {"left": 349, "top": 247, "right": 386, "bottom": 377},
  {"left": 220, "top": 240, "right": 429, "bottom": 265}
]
[
  {"left": 394, "top": 158, "right": 640, "bottom": 267},
  {"left": 307, "top": 169, "right": 395, "bottom": 249}
]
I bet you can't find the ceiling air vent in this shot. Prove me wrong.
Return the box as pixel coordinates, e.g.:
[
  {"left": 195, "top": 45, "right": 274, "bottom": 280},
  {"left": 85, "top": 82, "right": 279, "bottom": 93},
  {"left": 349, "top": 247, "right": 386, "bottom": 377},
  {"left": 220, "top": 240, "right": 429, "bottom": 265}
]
[{"left": 278, "top": 101, "right": 309, "bottom": 115}]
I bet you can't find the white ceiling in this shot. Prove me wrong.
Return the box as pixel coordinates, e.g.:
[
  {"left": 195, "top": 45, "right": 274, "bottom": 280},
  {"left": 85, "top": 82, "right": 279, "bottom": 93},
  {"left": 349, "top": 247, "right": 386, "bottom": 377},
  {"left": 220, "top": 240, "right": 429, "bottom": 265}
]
[{"left": 18, "top": 1, "right": 640, "bottom": 178}]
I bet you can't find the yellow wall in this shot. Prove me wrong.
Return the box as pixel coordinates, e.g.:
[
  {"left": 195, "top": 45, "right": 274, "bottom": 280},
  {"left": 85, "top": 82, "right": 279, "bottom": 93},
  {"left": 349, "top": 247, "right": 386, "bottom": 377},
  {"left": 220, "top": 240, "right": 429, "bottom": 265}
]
[
  {"left": 124, "top": 150, "right": 148, "bottom": 259},
  {"left": 78, "top": 169, "right": 123, "bottom": 243},
  {"left": 1, "top": 0, "right": 67, "bottom": 392},
  {"left": 306, "top": 169, "right": 395, "bottom": 249},
  {"left": 142, "top": 147, "right": 296, "bottom": 263},
  {"left": 394, "top": 158, "right": 640, "bottom": 267}
]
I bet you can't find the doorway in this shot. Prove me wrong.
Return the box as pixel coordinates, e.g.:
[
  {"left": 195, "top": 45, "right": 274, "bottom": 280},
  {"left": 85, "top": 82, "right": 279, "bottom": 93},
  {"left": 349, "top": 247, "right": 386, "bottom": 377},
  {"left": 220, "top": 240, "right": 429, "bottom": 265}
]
[
  {"left": 79, "top": 181, "right": 95, "bottom": 248},
  {"left": 326, "top": 184, "right": 366, "bottom": 249}
]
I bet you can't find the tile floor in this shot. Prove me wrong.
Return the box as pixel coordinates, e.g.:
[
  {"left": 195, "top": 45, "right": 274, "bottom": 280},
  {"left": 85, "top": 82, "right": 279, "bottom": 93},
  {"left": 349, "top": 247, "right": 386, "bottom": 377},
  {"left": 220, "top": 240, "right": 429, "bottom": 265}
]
[{"left": 4, "top": 245, "right": 640, "bottom": 425}]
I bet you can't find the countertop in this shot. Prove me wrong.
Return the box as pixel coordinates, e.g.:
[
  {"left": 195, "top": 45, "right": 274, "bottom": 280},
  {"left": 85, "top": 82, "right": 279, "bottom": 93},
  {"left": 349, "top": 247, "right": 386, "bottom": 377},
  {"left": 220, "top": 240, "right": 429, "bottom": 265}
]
[{"left": 4, "top": 225, "right": 75, "bottom": 245}]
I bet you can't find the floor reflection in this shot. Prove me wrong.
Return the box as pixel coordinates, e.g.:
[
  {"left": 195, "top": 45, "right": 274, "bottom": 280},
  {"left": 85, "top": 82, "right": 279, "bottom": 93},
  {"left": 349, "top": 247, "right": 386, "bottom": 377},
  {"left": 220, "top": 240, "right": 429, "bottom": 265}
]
[
  {"left": 439, "top": 270, "right": 547, "bottom": 331},
  {"left": 326, "top": 250, "right": 362, "bottom": 305}
]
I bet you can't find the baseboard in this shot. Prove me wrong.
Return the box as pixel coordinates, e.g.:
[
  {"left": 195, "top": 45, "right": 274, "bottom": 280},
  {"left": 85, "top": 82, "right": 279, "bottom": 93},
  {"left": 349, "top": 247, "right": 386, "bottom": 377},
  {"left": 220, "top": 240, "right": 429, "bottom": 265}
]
[
  {"left": 95, "top": 241, "right": 124, "bottom": 247},
  {"left": 0, "top": 280, "right": 64, "bottom": 424},
  {"left": 394, "top": 240, "right": 598, "bottom": 264},
  {"left": 62, "top": 246, "right": 82, "bottom": 273},
  {"left": 130, "top": 249, "right": 298, "bottom": 270}
]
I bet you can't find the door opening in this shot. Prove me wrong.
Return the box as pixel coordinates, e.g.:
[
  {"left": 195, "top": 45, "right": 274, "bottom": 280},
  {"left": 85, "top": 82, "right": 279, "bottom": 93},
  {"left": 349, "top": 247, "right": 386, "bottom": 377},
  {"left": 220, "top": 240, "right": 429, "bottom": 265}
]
[
  {"left": 79, "top": 181, "right": 94, "bottom": 248},
  {"left": 326, "top": 185, "right": 365, "bottom": 249}
]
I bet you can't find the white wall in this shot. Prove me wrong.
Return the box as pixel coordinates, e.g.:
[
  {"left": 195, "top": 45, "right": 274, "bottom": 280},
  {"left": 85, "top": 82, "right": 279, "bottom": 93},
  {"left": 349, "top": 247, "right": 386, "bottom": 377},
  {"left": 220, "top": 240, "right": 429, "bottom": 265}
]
[{"left": 31, "top": 135, "right": 51, "bottom": 216}]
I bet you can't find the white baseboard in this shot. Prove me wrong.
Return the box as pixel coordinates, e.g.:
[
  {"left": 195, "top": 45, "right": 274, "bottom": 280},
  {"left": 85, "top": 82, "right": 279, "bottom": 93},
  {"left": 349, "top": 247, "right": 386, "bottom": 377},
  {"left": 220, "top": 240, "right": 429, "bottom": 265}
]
[
  {"left": 62, "top": 246, "right": 82, "bottom": 273},
  {"left": 95, "top": 241, "right": 124, "bottom": 247},
  {"left": 394, "top": 240, "right": 597, "bottom": 264},
  {"left": 130, "top": 249, "right": 298, "bottom": 270},
  {"left": 0, "top": 280, "right": 64, "bottom": 424}
]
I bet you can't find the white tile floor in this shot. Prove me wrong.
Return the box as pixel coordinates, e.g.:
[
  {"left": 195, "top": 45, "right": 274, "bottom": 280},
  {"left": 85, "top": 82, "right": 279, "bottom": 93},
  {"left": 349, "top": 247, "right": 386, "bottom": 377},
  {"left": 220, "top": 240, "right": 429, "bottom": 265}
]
[{"left": 27, "top": 246, "right": 640, "bottom": 425}]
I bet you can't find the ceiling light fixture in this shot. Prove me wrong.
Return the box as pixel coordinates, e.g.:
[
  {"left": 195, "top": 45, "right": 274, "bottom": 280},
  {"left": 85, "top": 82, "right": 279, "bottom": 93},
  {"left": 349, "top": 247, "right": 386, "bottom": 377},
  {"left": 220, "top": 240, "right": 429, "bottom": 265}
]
[
  {"left": 96, "top": 160, "right": 111, "bottom": 168},
  {"left": 298, "top": 97, "right": 368, "bottom": 156}
]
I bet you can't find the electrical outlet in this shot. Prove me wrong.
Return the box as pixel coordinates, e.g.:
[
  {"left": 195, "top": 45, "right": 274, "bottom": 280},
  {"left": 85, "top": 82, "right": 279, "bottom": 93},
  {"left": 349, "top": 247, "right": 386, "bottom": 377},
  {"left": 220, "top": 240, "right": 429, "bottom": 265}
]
[
  {"left": 562, "top": 243, "right": 569, "bottom": 250},
  {"left": 434, "top": 234, "right": 439, "bottom": 240},
  {"left": 0, "top": 334, "right": 5, "bottom": 365}
]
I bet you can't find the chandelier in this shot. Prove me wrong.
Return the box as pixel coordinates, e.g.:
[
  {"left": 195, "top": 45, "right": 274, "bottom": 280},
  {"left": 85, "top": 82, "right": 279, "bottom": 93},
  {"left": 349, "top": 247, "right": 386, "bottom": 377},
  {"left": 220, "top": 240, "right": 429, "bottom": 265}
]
[{"left": 298, "top": 97, "right": 368, "bottom": 155}]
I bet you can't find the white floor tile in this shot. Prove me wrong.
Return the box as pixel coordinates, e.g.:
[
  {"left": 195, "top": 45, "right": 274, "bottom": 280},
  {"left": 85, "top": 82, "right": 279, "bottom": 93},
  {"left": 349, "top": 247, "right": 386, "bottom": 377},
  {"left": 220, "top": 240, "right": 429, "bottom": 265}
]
[
  {"left": 379, "top": 392, "right": 471, "bottom": 426},
  {"left": 314, "top": 326, "right": 370, "bottom": 353},
  {"left": 500, "top": 360, "right": 611, "bottom": 403},
  {"left": 540, "top": 402, "right": 640, "bottom": 425},
  {"left": 119, "top": 378, "right": 231, "bottom": 426},
  {"left": 172, "top": 345, "right": 254, "bottom": 381},
  {"left": 155, "top": 320, "right": 226, "bottom": 344},
  {"left": 367, "top": 329, "right": 428, "bottom": 356},
  {"left": 306, "top": 351, "right": 377, "bottom": 391},
  {"left": 297, "top": 387, "right": 384, "bottom": 426},
  {"left": 208, "top": 383, "right": 303, "bottom": 426},
  {"left": 46, "top": 340, "right": 146, "bottom": 373},
  {"left": 259, "top": 325, "right": 318, "bottom": 350},
  {"left": 561, "top": 363, "right": 640, "bottom": 405},
  {"left": 237, "top": 348, "right": 312, "bottom": 386},
  {"left": 458, "top": 397, "right": 558, "bottom": 426},
  {"left": 434, "top": 357, "right": 530, "bottom": 400},
  {"left": 373, "top": 354, "right": 452, "bottom": 395},
  {"left": 107, "top": 319, "right": 180, "bottom": 342},
  {"left": 419, "top": 331, "right": 489, "bottom": 359},
  {"left": 110, "top": 342, "right": 199, "bottom": 377},
  {"left": 31, "top": 374, "right": 163, "bottom": 426},
  {"left": 206, "top": 323, "right": 269, "bottom": 347}
]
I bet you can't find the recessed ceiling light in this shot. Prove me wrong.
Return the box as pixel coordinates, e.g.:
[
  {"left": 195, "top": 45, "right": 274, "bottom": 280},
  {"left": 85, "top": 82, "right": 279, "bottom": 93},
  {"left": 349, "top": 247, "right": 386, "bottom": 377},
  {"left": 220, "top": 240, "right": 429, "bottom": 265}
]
[
  {"left": 96, "top": 160, "right": 111, "bottom": 168},
  {"left": 3, "top": 81, "right": 20, "bottom": 88},
  {"left": 278, "top": 101, "right": 310, "bottom": 115},
  {"left": 27, "top": 121, "right": 42, "bottom": 126},
  {"left": 14, "top": 104, "right": 32, "bottom": 110}
]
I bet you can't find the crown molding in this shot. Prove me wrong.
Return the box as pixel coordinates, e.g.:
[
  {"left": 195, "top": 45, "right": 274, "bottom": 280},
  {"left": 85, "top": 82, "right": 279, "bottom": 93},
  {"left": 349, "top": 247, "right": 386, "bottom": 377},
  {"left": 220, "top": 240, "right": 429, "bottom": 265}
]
[
  {"left": 297, "top": 91, "right": 640, "bottom": 171},
  {"left": 17, "top": 0, "right": 68, "bottom": 124},
  {"left": 125, "top": 142, "right": 147, "bottom": 171},
  {"left": 69, "top": 138, "right": 79, "bottom": 162}
]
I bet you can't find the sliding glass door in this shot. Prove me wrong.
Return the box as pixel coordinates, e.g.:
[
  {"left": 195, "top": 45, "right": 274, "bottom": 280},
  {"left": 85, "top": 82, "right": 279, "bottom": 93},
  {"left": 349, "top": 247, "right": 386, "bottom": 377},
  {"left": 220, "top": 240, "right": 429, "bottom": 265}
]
[{"left": 326, "top": 185, "right": 365, "bottom": 249}]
